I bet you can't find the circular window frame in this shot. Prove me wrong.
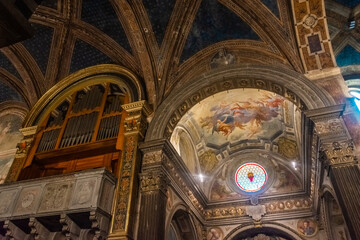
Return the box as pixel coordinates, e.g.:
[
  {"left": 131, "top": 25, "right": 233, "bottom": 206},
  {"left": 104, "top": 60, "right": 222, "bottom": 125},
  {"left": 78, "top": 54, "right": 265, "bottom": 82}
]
[{"left": 234, "top": 163, "right": 268, "bottom": 192}]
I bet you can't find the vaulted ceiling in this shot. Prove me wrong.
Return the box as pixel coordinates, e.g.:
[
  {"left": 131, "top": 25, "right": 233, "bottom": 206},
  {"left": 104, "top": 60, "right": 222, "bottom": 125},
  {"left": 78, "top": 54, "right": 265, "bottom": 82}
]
[
  {"left": 0, "top": 0, "right": 304, "bottom": 114},
  {"left": 0, "top": 0, "right": 358, "bottom": 118}
]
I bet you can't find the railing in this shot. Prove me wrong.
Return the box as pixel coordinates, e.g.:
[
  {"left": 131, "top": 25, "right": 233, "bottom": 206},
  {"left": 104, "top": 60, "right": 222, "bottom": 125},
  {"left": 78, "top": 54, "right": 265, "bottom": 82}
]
[{"left": 0, "top": 168, "right": 116, "bottom": 240}]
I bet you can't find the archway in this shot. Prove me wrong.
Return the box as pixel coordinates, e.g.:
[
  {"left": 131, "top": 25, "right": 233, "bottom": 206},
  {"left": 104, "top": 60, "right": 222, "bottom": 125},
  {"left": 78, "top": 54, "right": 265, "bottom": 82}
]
[
  {"left": 146, "top": 64, "right": 335, "bottom": 141},
  {"left": 225, "top": 224, "right": 302, "bottom": 240},
  {"left": 168, "top": 209, "right": 197, "bottom": 240}
]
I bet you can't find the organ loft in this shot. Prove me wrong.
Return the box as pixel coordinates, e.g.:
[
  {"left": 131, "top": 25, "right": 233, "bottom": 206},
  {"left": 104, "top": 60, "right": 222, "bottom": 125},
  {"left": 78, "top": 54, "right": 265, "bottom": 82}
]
[{"left": 0, "top": 0, "right": 360, "bottom": 239}]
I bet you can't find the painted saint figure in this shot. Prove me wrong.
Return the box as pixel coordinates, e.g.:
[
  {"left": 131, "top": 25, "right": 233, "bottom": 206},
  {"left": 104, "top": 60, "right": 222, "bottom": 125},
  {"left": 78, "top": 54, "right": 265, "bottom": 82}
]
[{"left": 299, "top": 220, "right": 315, "bottom": 236}]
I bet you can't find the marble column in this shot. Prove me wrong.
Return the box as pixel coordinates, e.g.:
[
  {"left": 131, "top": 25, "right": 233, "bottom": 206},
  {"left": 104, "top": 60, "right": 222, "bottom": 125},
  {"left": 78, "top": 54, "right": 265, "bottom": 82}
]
[
  {"left": 321, "top": 141, "right": 360, "bottom": 239},
  {"left": 108, "top": 100, "right": 151, "bottom": 240},
  {"left": 307, "top": 105, "right": 360, "bottom": 239},
  {"left": 137, "top": 141, "right": 170, "bottom": 240}
]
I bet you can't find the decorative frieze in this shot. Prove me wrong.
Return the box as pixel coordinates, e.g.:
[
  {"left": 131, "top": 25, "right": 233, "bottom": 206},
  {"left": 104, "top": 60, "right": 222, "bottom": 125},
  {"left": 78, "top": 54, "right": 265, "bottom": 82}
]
[
  {"left": 204, "top": 206, "right": 245, "bottom": 220},
  {"left": 265, "top": 198, "right": 312, "bottom": 213},
  {"left": 306, "top": 105, "right": 349, "bottom": 141},
  {"left": 0, "top": 168, "right": 115, "bottom": 220}
]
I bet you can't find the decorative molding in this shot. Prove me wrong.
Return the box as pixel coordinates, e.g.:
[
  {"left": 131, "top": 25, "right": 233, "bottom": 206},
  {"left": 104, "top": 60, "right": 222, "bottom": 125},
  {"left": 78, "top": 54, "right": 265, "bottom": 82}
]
[
  {"left": 305, "top": 105, "right": 350, "bottom": 141},
  {"left": 321, "top": 140, "right": 357, "bottom": 167},
  {"left": 291, "top": 0, "right": 336, "bottom": 73},
  {"left": 146, "top": 65, "right": 335, "bottom": 142},
  {"left": 140, "top": 171, "right": 168, "bottom": 194},
  {"left": 60, "top": 213, "right": 80, "bottom": 240},
  {"left": 245, "top": 205, "right": 266, "bottom": 222}
]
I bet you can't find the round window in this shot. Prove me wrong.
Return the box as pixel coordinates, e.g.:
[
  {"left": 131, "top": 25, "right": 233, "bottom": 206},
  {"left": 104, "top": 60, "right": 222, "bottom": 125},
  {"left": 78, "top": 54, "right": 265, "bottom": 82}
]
[{"left": 235, "top": 163, "right": 267, "bottom": 192}]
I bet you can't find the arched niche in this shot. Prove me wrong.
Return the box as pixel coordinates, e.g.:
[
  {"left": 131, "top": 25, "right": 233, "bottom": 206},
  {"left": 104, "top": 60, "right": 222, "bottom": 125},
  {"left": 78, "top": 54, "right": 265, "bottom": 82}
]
[
  {"left": 166, "top": 84, "right": 308, "bottom": 201},
  {"left": 23, "top": 64, "right": 144, "bottom": 127},
  {"left": 206, "top": 150, "right": 303, "bottom": 202},
  {"left": 170, "top": 126, "right": 200, "bottom": 176},
  {"left": 167, "top": 209, "right": 198, "bottom": 240},
  {"left": 16, "top": 64, "right": 144, "bottom": 180},
  {"left": 225, "top": 223, "right": 302, "bottom": 240},
  {"left": 146, "top": 64, "right": 335, "bottom": 141},
  {"left": 321, "top": 190, "right": 350, "bottom": 240}
]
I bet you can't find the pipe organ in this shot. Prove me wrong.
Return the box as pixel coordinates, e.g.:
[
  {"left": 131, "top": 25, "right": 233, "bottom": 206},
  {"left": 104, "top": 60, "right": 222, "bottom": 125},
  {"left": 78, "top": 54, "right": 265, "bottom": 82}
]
[{"left": 18, "top": 82, "right": 128, "bottom": 180}]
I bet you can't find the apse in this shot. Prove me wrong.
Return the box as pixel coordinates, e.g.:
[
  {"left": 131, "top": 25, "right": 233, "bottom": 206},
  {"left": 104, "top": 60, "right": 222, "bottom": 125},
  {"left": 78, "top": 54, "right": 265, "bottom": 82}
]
[{"left": 170, "top": 88, "right": 304, "bottom": 202}]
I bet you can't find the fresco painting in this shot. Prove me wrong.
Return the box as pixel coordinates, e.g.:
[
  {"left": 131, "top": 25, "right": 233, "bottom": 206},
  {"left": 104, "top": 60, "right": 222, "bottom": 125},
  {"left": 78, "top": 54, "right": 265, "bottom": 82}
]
[
  {"left": 210, "top": 168, "right": 241, "bottom": 201},
  {"left": 187, "top": 89, "right": 288, "bottom": 146},
  {"left": 297, "top": 219, "right": 317, "bottom": 236},
  {"left": 266, "top": 164, "right": 301, "bottom": 194},
  {"left": 0, "top": 114, "right": 23, "bottom": 183}
]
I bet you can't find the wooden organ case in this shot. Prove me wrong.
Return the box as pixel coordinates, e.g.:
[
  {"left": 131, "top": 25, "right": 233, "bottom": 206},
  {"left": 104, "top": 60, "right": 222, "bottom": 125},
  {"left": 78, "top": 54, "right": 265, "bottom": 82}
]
[{"left": 18, "top": 82, "right": 129, "bottom": 180}]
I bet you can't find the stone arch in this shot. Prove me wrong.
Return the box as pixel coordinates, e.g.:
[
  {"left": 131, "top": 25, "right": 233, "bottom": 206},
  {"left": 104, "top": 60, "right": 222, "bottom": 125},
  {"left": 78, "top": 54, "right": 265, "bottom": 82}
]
[
  {"left": 166, "top": 204, "right": 199, "bottom": 240},
  {"left": 23, "top": 64, "right": 144, "bottom": 127},
  {"left": 145, "top": 64, "right": 335, "bottom": 141},
  {"left": 224, "top": 223, "right": 303, "bottom": 240},
  {"left": 321, "top": 188, "right": 350, "bottom": 240},
  {"left": 170, "top": 125, "right": 200, "bottom": 175}
]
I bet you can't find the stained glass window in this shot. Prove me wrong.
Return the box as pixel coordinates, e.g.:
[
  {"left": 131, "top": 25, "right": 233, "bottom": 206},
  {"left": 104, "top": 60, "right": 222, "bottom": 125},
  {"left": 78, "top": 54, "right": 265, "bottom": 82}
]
[{"left": 235, "top": 163, "right": 267, "bottom": 192}]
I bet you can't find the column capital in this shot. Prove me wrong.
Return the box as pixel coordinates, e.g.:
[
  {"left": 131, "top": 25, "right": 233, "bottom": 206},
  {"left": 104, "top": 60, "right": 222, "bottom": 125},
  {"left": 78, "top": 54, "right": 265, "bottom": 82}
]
[
  {"left": 305, "top": 105, "right": 350, "bottom": 142},
  {"left": 121, "top": 100, "right": 152, "bottom": 137},
  {"left": 140, "top": 170, "right": 168, "bottom": 194},
  {"left": 321, "top": 140, "right": 357, "bottom": 167}
]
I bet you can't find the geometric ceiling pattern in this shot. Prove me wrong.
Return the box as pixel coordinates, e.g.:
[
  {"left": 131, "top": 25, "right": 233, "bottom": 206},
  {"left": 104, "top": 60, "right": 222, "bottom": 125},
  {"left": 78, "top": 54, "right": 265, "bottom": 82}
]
[
  {"left": 0, "top": 0, "right": 305, "bottom": 112},
  {"left": 332, "top": 0, "right": 360, "bottom": 8},
  {"left": 2, "top": 0, "right": 357, "bottom": 114}
]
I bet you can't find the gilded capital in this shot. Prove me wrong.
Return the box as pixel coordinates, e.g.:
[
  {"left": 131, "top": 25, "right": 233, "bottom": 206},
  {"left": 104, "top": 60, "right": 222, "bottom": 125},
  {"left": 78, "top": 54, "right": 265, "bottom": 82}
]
[
  {"left": 122, "top": 100, "right": 152, "bottom": 136},
  {"left": 140, "top": 171, "right": 168, "bottom": 194},
  {"left": 321, "top": 140, "right": 357, "bottom": 167}
]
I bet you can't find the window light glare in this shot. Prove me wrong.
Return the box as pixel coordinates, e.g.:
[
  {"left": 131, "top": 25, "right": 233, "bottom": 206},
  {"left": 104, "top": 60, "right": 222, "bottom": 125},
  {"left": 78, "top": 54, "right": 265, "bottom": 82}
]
[
  {"left": 199, "top": 174, "right": 204, "bottom": 183},
  {"left": 349, "top": 90, "right": 360, "bottom": 99},
  {"left": 355, "top": 98, "right": 360, "bottom": 111}
]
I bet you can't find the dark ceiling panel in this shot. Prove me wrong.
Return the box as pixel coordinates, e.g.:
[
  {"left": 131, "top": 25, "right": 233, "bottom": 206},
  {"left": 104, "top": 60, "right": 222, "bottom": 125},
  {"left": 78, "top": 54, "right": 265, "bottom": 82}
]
[
  {"left": 40, "top": 0, "right": 57, "bottom": 9},
  {"left": 22, "top": 23, "right": 53, "bottom": 75},
  {"left": 336, "top": 45, "right": 360, "bottom": 67},
  {"left": 142, "top": 0, "right": 176, "bottom": 46},
  {"left": 81, "top": 0, "right": 132, "bottom": 54},
  {"left": 332, "top": 0, "right": 360, "bottom": 8},
  {"left": 0, "top": 52, "right": 22, "bottom": 81},
  {"left": 70, "top": 39, "right": 114, "bottom": 74},
  {"left": 180, "top": 0, "right": 260, "bottom": 62},
  {"left": 0, "top": 81, "right": 23, "bottom": 102},
  {"left": 260, "top": 0, "right": 280, "bottom": 18}
]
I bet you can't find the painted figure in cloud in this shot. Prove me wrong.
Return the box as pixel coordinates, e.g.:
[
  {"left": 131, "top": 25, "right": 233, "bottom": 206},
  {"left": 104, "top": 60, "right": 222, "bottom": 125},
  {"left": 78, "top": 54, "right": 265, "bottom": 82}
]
[{"left": 200, "top": 93, "right": 284, "bottom": 138}]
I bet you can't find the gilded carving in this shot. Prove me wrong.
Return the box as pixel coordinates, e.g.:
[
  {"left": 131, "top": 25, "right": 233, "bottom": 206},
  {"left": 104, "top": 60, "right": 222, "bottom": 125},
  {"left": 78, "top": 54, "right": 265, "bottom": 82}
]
[
  {"left": 303, "top": 14, "right": 318, "bottom": 29},
  {"left": 142, "top": 150, "right": 163, "bottom": 165},
  {"left": 113, "top": 135, "right": 136, "bottom": 231},
  {"left": 321, "top": 141, "right": 357, "bottom": 166},
  {"left": 204, "top": 206, "right": 245, "bottom": 220},
  {"left": 140, "top": 172, "right": 168, "bottom": 193},
  {"left": 291, "top": 0, "right": 335, "bottom": 72},
  {"left": 199, "top": 150, "right": 218, "bottom": 174},
  {"left": 278, "top": 137, "right": 298, "bottom": 159},
  {"left": 265, "top": 198, "right": 312, "bottom": 213},
  {"left": 5, "top": 126, "right": 38, "bottom": 183}
]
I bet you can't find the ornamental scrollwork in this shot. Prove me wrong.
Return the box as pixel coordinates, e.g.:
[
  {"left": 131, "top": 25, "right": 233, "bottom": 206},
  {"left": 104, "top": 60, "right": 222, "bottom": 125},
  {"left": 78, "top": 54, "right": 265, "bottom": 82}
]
[
  {"left": 321, "top": 140, "right": 357, "bottom": 166},
  {"left": 140, "top": 172, "right": 168, "bottom": 194}
]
